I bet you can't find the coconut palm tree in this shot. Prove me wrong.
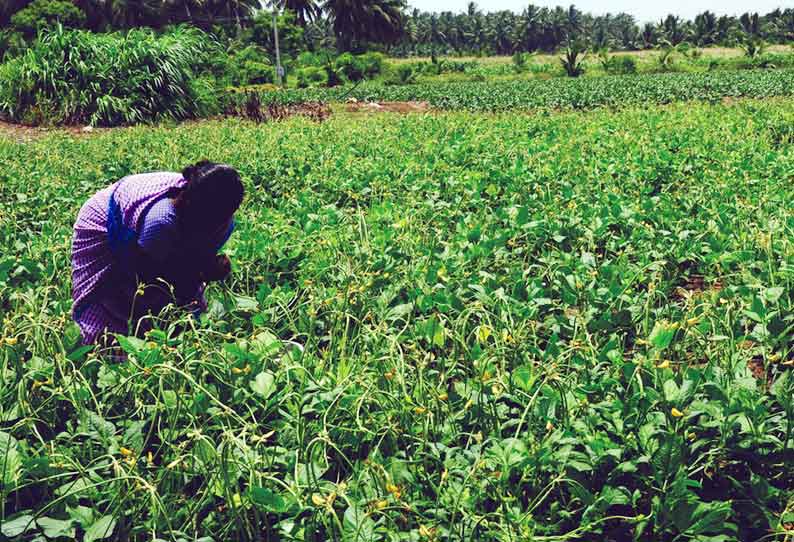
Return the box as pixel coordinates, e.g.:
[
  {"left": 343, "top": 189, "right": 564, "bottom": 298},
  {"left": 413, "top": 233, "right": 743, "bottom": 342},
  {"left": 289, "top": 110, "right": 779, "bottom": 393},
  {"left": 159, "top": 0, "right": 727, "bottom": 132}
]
[
  {"left": 693, "top": 11, "right": 717, "bottom": 45},
  {"left": 275, "top": 0, "right": 321, "bottom": 26},
  {"left": 323, "top": 0, "right": 406, "bottom": 52}
]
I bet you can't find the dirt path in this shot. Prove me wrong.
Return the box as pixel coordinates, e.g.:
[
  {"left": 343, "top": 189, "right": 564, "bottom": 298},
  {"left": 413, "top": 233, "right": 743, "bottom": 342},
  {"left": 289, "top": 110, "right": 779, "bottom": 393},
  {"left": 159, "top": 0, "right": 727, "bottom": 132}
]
[
  {"left": 344, "top": 100, "right": 430, "bottom": 113},
  {"left": 0, "top": 120, "right": 111, "bottom": 142}
]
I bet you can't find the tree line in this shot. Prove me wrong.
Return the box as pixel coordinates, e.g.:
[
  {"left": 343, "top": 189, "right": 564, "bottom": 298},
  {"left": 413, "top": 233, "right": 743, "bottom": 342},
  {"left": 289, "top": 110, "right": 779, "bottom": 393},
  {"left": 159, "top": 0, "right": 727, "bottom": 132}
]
[
  {"left": 395, "top": 5, "right": 794, "bottom": 56},
  {"left": 1, "top": 0, "right": 793, "bottom": 57}
]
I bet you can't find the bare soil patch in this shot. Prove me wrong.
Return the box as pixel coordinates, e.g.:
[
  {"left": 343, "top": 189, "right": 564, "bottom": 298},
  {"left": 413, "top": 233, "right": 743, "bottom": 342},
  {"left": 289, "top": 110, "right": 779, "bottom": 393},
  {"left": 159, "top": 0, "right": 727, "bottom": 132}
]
[{"left": 345, "top": 100, "right": 431, "bottom": 114}]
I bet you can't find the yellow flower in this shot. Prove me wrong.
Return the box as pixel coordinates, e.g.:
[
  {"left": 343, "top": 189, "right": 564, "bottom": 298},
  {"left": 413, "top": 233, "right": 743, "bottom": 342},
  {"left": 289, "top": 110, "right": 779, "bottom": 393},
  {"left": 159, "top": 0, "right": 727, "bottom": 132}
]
[
  {"left": 120, "top": 447, "right": 134, "bottom": 458},
  {"left": 5, "top": 337, "right": 18, "bottom": 346},
  {"left": 545, "top": 421, "right": 554, "bottom": 432},
  {"left": 384, "top": 370, "right": 394, "bottom": 381},
  {"left": 438, "top": 392, "right": 448, "bottom": 402},
  {"left": 419, "top": 525, "right": 435, "bottom": 538},
  {"left": 656, "top": 360, "right": 671, "bottom": 369},
  {"left": 671, "top": 407, "right": 684, "bottom": 418},
  {"left": 414, "top": 406, "right": 427, "bottom": 415},
  {"left": 311, "top": 493, "right": 326, "bottom": 506},
  {"left": 686, "top": 317, "right": 700, "bottom": 327},
  {"left": 386, "top": 483, "right": 401, "bottom": 499},
  {"left": 375, "top": 499, "right": 388, "bottom": 510}
]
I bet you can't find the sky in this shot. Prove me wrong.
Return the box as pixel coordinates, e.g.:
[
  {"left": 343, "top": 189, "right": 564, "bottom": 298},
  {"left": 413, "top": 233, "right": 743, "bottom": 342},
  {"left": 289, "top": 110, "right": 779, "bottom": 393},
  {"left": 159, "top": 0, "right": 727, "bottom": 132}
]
[{"left": 407, "top": 1, "right": 790, "bottom": 24}]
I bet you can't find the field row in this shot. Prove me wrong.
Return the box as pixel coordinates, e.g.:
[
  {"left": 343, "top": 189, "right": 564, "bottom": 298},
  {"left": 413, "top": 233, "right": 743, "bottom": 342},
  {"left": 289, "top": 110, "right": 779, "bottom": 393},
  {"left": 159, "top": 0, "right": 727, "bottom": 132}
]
[{"left": 242, "top": 69, "right": 794, "bottom": 111}]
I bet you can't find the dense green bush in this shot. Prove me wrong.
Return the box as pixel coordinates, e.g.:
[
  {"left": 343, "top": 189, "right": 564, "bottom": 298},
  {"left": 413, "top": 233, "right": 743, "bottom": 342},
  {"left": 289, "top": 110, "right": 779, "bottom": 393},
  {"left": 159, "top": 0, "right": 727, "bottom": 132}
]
[
  {"left": 0, "top": 28, "right": 26, "bottom": 60},
  {"left": 383, "top": 62, "right": 417, "bottom": 85},
  {"left": 296, "top": 66, "right": 328, "bottom": 87},
  {"left": 0, "top": 26, "right": 214, "bottom": 126},
  {"left": 356, "top": 51, "right": 385, "bottom": 77},
  {"left": 335, "top": 52, "right": 364, "bottom": 81},
  {"left": 296, "top": 50, "right": 324, "bottom": 67},
  {"left": 10, "top": 0, "right": 85, "bottom": 38},
  {"left": 227, "top": 45, "right": 274, "bottom": 86},
  {"left": 328, "top": 52, "right": 385, "bottom": 83},
  {"left": 602, "top": 55, "right": 637, "bottom": 75},
  {"left": 248, "top": 10, "right": 304, "bottom": 61}
]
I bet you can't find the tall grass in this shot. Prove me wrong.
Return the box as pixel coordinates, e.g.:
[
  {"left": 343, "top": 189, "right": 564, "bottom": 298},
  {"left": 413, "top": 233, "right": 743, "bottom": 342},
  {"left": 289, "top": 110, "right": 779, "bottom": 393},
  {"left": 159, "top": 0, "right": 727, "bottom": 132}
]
[{"left": 0, "top": 26, "right": 215, "bottom": 126}]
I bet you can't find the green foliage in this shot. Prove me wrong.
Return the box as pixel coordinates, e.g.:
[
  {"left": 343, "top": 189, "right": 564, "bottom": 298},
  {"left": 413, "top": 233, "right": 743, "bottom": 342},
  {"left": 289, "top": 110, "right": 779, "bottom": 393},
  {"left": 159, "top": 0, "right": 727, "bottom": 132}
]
[
  {"left": 296, "top": 65, "right": 328, "bottom": 87},
  {"left": 227, "top": 45, "right": 274, "bottom": 86},
  {"left": 250, "top": 69, "right": 794, "bottom": 111},
  {"left": 3, "top": 99, "right": 794, "bottom": 541},
  {"left": 324, "top": 0, "right": 404, "bottom": 51},
  {"left": 0, "top": 28, "right": 26, "bottom": 60},
  {"left": 357, "top": 51, "right": 385, "bottom": 78},
  {"left": 512, "top": 50, "right": 527, "bottom": 71},
  {"left": 741, "top": 38, "right": 768, "bottom": 59},
  {"left": 383, "top": 62, "right": 417, "bottom": 85},
  {"left": 328, "top": 51, "right": 385, "bottom": 83},
  {"left": 561, "top": 40, "right": 587, "bottom": 77},
  {"left": 0, "top": 26, "right": 214, "bottom": 126},
  {"left": 248, "top": 9, "right": 305, "bottom": 61},
  {"left": 600, "top": 54, "right": 637, "bottom": 75},
  {"left": 9, "top": 0, "right": 85, "bottom": 38},
  {"left": 335, "top": 51, "right": 364, "bottom": 81}
]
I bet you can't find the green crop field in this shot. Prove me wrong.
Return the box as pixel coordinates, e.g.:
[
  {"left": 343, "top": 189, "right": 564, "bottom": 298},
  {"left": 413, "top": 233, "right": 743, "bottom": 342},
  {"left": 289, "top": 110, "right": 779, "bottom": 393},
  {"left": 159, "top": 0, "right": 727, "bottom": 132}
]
[
  {"left": 246, "top": 69, "right": 794, "bottom": 111},
  {"left": 2, "top": 99, "right": 794, "bottom": 541}
]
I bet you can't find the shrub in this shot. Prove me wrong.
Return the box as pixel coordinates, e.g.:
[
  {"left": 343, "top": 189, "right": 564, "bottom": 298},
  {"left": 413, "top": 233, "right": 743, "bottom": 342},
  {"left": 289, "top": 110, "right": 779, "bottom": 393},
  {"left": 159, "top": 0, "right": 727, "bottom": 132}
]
[
  {"left": 228, "top": 45, "right": 274, "bottom": 86},
  {"left": 336, "top": 52, "right": 364, "bottom": 81},
  {"left": 248, "top": 10, "right": 304, "bottom": 60},
  {"left": 0, "top": 26, "right": 213, "bottom": 126},
  {"left": 296, "top": 51, "right": 323, "bottom": 67},
  {"left": 560, "top": 41, "right": 587, "bottom": 77},
  {"left": 383, "top": 63, "right": 416, "bottom": 85},
  {"left": 10, "top": 0, "right": 86, "bottom": 38},
  {"left": 512, "top": 51, "right": 530, "bottom": 72},
  {"left": 602, "top": 54, "right": 637, "bottom": 75},
  {"left": 0, "top": 29, "right": 26, "bottom": 60},
  {"left": 357, "top": 51, "right": 385, "bottom": 78},
  {"left": 296, "top": 66, "right": 328, "bottom": 88}
]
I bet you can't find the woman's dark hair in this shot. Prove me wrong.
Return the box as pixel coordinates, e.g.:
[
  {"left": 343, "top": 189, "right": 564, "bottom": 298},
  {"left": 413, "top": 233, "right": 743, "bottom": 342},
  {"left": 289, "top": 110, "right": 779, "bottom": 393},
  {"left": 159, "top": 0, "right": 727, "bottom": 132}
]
[{"left": 178, "top": 161, "right": 244, "bottom": 230}]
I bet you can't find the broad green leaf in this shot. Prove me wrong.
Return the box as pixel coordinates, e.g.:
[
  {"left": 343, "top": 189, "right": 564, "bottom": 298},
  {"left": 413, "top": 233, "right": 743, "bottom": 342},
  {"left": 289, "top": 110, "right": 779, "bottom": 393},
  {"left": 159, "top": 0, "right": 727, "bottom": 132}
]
[
  {"left": 663, "top": 379, "right": 680, "bottom": 402},
  {"left": 234, "top": 295, "right": 259, "bottom": 312},
  {"left": 762, "top": 287, "right": 784, "bottom": 304},
  {"left": 343, "top": 504, "right": 376, "bottom": 541},
  {"left": 250, "top": 487, "right": 287, "bottom": 513},
  {"left": 251, "top": 331, "right": 281, "bottom": 357},
  {"left": 84, "top": 515, "right": 116, "bottom": 542},
  {"left": 386, "top": 303, "right": 413, "bottom": 321},
  {"left": 649, "top": 321, "right": 675, "bottom": 350},
  {"left": 513, "top": 365, "right": 534, "bottom": 391},
  {"left": 251, "top": 371, "right": 276, "bottom": 399},
  {"left": 37, "top": 517, "right": 76, "bottom": 539},
  {"left": 0, "top": 431, "right": 22, "bottom": 487},
  {"left": 67, "top": 505, "right": 94, "bottom": 528},
  {"left": 1, "top": 514, "right": 36, "bottom": 537}
]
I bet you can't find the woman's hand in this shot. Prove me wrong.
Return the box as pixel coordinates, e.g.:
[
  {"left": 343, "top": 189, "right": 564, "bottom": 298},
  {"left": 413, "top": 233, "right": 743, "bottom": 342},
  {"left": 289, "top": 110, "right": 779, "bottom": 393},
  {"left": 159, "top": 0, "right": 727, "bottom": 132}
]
[{"left": 202, "top": 254, "right": 232, "bottom": 282}]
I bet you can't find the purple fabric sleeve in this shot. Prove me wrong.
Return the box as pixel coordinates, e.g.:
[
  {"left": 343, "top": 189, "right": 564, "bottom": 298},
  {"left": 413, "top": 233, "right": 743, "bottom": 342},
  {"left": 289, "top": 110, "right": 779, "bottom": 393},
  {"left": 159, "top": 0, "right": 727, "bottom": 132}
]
[{"left": 137, "top": 198, "right": 179, "bottom": 262}]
